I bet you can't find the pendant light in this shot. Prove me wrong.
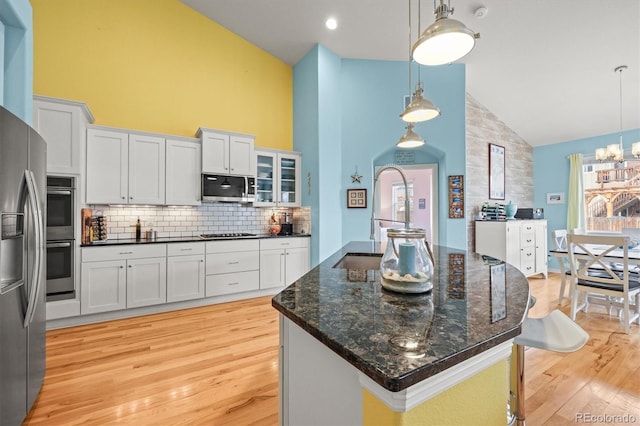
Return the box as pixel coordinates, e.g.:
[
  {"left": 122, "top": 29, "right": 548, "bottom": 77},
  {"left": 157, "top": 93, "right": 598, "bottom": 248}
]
[
  {"left": 397, "top": 123, "right": 425, "bottom": 148},
  {"left": 412, "top": 0, "right": 480, "bottom": 66},
  {"left": 401, "top": 0, "right": 440, "bottom": 123},
  {"left": 220, "top": 177, "right": 231, "bottom": 189}
]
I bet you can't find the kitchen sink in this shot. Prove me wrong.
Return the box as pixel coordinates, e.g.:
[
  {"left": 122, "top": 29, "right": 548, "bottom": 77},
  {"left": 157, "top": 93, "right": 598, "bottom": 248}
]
[{"left": 332, "top": 253, "right": 382, "bottom": 271}]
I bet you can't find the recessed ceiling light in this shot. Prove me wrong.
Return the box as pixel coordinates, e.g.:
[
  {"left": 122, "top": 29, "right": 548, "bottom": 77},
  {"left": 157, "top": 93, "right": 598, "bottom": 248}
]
[{"left": 325, "top": 17, "right": 337, "bottom": 30}]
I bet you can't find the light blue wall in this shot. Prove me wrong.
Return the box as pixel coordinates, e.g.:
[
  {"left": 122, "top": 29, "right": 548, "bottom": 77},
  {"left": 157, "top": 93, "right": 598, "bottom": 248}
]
[
  {"left": 339, "top": 60, "right": 467, "bottom": 250},
  {"left": 534, "top": 128, "right": 640, "bottom": 269},
  {"left": 0, "top": 0, "right": 33, "bottom": 122},
  {"left": 294, "top": 46, "right": 468, "bottom": 261},
  {"left": 293, "top": 46, "right": 321, "bottom": 265}
]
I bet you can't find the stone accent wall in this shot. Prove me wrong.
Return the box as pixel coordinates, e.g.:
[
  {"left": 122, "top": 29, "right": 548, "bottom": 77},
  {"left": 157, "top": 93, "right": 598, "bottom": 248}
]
[
  {"left": 465, "top": 94, "right": 533, "bottom": 252},
  {"left": 89, "top": 204, "right": 311, "bottom": 240}
]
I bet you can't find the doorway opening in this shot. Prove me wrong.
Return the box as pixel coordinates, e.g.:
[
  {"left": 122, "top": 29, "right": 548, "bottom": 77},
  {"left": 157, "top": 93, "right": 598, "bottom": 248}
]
[{"left": 374, "top": 164, "right": 438, "bottom": 245}]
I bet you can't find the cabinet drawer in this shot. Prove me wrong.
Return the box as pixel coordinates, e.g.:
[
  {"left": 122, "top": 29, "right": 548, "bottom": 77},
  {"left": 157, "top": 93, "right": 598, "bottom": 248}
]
[
  {"left": 260, "top": 237, "right": 309, "bottom": 250},
  {"left": 206, "top": 239, "right": 259, "bottom": 254},
  {"left": 82, "top": 244, "right": 167, "bottom": 262},
  {"left": 520, "top": 231, "right": 535, "bottom": 247},
  {"left": 206, "top": 251, "right": 259, "bottom": 275},
  {"left": 205, "top": 270, "right": 259, "bottom": 297},
  {"left": 167, "top": 242, "right": 205, "bottom": 256}
]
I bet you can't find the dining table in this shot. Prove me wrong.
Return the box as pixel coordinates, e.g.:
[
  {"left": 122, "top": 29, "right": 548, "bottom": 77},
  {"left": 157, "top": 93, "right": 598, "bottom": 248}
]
[{"left": 549, "top": 234, "right": 640, "bottom": 304}]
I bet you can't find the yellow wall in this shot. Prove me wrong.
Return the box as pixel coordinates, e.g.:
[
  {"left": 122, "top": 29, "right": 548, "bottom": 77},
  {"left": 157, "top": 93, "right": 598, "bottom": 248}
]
[
  {"left": 31, "top": 0, "right": 292, "bottom": 150},
  {"left": 363, "top": 359, "right": 508, "bottom": 426}
]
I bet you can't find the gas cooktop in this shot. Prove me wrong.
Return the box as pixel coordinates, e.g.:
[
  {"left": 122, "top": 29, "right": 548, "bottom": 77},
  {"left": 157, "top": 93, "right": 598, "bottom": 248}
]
[{"left": 199, "top": 232, "right": 257, "bottom": 240}]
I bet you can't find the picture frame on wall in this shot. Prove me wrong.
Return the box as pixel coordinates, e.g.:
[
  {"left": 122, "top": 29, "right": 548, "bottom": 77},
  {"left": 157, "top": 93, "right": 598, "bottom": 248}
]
[
  {"left": 546, "top": 192, "right": 565, "bottom": 204},
  {"left": 347, "top": 188, "right": 367, "bottom": 208},
  {"left": 448, "top": 175, "right": 464, "bottom": 218},
  {"left": 489, "top": 143, "right": 505, "bottom": 200}
]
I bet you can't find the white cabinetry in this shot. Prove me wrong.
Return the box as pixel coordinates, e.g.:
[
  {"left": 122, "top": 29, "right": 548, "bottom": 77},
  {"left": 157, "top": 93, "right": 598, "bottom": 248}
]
[
  {"left": 167, "top": 242, "right": 205, "bottom": 302},
  {"left": 254, "top": 150, "right": 302, "bottom": 207},
  {"left": 86, "top": 127, "right": 165, "bottom": 205},
  {"left": 165, "top": 138, "right": 201, "bottom": 205},
  {"left": 198, "top": 127, "right": 255, "bottom": 176},
  {"left": 260, "top": 237, "right": 310, "bottom": 289},
  {"left": 475, "top": 220, "right": 547, "bottom": 278},
  {"left": 81, "top": 244, "right": 167, "bottom": 314},
  {"left": 33, "top": 95, "right": 94, "bottom": 174},
  {"left": 205, "top": 240, "right": 260, "bottom": 297}
]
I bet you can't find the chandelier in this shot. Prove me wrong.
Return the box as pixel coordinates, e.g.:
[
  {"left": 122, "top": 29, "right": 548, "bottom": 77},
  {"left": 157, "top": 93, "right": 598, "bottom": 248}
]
[{"left": 595, "top": 65, "right": 640, "bottom": 162}]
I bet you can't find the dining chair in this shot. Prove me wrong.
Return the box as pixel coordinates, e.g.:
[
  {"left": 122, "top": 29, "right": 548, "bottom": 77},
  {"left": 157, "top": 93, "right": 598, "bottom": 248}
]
[
  {"left": 551, "top": 229, "right": 572, "bottom": 305},
  {"left": 567, "top": 234, "right": 640, "bottom": 333}
]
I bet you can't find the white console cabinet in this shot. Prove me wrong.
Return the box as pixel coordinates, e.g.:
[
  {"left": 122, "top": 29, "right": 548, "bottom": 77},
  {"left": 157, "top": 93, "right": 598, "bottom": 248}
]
[{"left": 475, "top": 220, "right": 547, "bottom": 278}]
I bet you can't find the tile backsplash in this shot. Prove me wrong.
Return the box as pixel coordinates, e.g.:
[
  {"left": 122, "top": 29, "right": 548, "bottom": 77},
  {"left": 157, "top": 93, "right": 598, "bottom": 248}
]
[{"left": 89, "top": 204, "right": 311, "bottom": 240}]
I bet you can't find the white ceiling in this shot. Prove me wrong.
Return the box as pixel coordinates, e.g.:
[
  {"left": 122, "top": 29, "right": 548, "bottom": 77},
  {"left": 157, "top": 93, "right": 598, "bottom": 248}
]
[{"left": 182, "top": 0, "right": 640, "bottom": 147}]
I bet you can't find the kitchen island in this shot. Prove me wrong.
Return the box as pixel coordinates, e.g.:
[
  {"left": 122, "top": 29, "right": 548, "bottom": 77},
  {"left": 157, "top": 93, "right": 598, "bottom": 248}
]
[{"left": 272, "top": 241, "right": 530, "bottom": 426}]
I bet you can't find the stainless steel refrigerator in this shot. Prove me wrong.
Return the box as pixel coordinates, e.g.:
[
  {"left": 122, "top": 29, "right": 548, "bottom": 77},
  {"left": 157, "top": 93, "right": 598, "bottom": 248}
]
[{"left": 0, "top": 105, "right": 46, "bottom": 425}]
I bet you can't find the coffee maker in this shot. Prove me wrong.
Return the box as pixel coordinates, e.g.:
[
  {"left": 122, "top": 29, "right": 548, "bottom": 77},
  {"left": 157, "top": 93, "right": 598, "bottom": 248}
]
[{"left": 279, "top": 212, "right": 293, "bottom": 236}]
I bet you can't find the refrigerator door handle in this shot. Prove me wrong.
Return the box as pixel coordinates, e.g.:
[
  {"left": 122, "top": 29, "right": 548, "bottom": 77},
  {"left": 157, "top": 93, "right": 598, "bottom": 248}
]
[{"left": 23, "top": 170, "right": 45, "bottom": 328}]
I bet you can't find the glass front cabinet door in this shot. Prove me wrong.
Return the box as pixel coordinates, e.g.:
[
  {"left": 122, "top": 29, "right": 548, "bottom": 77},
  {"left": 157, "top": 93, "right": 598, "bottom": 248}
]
[{"left": 254, "top": 150, "right": 301, "bottom": 207}]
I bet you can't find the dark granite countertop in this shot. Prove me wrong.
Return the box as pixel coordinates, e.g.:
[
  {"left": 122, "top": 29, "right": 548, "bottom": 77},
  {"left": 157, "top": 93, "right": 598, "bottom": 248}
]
[
  {"left": 81, "top": 233, "right": 311, "bottom": 247},
  {"left": 271, "top": 241, "right": 530, "bottom": 392}
]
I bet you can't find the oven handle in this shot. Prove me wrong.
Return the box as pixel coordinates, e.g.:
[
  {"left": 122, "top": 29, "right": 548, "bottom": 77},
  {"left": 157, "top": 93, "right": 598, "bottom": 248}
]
[
  {"left": 47, "top": 190, "right": 73, "bottom": 195},
  {"left": 47, "top": 242, "right": 73, "bottom": 248}
]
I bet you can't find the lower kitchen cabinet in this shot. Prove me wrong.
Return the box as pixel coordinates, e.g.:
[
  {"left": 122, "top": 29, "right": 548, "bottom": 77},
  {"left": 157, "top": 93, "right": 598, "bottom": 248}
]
[
  {"left": 205, "top": 240, "right": 260, "bottom": 297},
  {"left": 260, "top": 237, "right": 310, "bottom": 289},
  {"left": 167, "top": 243, "right": 205, "bottom": 302},
  {"left": 126, "top": 257, "right": 167, "bottom": 308},
  {"left": 81, "top": 244, "right": 167, "bottom": 314},
  {"left": 81, "top": 260, "right": 127, "bottom": 314}
]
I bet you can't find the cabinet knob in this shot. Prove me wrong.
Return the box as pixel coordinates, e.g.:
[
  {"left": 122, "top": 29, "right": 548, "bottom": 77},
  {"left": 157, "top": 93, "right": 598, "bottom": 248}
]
[
  {"left": 122, "top": 196, "right": 126, "bottom": 200},
  {"left": 120, "top": 266, "right": 124, "bottom": 269},
  {"left": 128, "top": 265, "right": 132, "bottom": 268}
]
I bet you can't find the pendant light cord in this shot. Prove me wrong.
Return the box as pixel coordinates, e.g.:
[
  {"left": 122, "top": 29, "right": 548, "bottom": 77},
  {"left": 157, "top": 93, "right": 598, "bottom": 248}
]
[
  {"left": 619, "top": 67, "right": 623, "bottom": 133},
  {"left": 408, "top": 0, "right": 412, "bottom": 101}
]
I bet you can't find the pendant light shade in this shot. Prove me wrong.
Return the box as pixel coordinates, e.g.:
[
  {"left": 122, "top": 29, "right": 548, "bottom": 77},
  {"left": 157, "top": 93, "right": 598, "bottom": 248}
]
[
  {"left": 396, "top": 123, "right": 425, "bottom": 148},
  {"left": 412, "top": 0, "right": 479, "bottom": 66},
  {"left": 401, "top": 82, "right": 441, "bottom": 122}
]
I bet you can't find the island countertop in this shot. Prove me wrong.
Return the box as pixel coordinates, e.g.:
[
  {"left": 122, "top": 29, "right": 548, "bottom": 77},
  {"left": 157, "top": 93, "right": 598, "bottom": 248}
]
[{"left": 271, "top": 241, "right": 530, "bottom": 392}]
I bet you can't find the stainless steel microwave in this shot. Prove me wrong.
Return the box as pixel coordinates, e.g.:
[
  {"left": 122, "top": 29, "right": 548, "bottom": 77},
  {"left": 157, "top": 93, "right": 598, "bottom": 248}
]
[{"left": 201, "top": 174, "right": 255, "bottom": 203}]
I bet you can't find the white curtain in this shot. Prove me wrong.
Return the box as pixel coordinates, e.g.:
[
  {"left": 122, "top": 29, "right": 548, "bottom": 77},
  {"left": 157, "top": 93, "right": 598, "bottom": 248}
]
[{"left": 567, "top": 153, "right": 585, "bottom": 232}]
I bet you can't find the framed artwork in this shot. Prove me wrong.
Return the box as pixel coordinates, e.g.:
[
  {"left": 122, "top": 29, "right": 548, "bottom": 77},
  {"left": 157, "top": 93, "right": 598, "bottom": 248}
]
[
  {"left": 448, "top": 175, "right": 464, "bottom": 218},
  {"left": 490, "top": 263, "right": 507, "bottom": 323},
  {"left": 347, "top": 188, "right": 367, "bottom": 208},
  {"left": 546, "top": 192, "right": 565, "bottom": 204},
  {"left": 489, "top": 143, "right": 505, "bottom": 200}
]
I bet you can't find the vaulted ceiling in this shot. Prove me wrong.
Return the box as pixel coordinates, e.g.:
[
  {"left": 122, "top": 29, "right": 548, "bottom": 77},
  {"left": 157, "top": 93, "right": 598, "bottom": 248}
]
[{"left": 182, "top": 0, "right": 640, "bottom": 147}]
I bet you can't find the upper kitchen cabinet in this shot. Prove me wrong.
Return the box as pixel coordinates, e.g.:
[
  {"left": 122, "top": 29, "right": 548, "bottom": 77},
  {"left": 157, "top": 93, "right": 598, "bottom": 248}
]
[
  {"left": 33, "top": 95, "right": 94, "bottom": 174},
  {"left": 254, "top": 149, "right": 302, "bottom": 207},
  {"left": 198, "top": 127, "right": 255, "bottom": 176},
  {"left": 165, "top": 137, "right": 201, "bottom": 206},
  {"left": 86, "top": 127, "right": 165, "bottom": 205}
]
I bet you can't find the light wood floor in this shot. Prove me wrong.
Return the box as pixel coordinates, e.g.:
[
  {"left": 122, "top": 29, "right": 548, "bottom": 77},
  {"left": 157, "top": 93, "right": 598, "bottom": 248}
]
[{"left": 24, "top": 274, "right": 640, "bottom": 425}]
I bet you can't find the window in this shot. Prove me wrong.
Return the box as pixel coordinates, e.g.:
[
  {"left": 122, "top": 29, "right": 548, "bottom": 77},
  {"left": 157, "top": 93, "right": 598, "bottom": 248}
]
[{"left": 583, "top": 158, "right": 640, "bottom": 231}]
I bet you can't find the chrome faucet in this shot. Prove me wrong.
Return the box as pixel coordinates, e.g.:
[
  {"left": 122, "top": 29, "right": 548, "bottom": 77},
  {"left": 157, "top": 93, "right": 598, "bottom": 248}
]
[{"left": 370, "top": 165, "right": 411, "bottom": 240}]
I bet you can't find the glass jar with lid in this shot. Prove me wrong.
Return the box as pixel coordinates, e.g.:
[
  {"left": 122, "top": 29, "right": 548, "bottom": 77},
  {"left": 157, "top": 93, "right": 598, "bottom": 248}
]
[{"left": 380, "top": 228, "right": 434, "bottom": 294}]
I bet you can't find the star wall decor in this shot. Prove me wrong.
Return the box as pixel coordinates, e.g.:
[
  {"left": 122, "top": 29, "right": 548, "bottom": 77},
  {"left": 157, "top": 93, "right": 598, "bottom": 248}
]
[{"left": 351, "top": 167, "right": 362, "bottom": 184}]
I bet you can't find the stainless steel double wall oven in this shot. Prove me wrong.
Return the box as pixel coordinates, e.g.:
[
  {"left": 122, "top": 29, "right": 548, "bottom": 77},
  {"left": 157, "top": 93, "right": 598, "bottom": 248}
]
[{"left": 46, "top": 176, "right": 75, "bottom": 300}]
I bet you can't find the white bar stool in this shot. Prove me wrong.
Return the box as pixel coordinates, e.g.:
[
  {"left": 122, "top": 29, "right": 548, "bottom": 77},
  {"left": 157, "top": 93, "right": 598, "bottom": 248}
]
[{"left": 510, "top": 310, "right": 589, "bottom": 425}]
